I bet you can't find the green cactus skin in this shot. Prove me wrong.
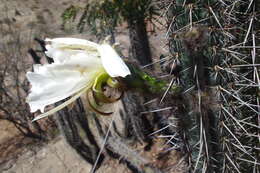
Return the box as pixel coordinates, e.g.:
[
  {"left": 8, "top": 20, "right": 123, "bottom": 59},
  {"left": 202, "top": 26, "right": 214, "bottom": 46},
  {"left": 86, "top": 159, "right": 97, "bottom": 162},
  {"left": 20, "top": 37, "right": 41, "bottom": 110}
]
[
  {"left": 121, "top": 63, "right": 182, "bottom": 95},
  {"left": 163, "top": 0, "right": 259, "bottom": 172}
]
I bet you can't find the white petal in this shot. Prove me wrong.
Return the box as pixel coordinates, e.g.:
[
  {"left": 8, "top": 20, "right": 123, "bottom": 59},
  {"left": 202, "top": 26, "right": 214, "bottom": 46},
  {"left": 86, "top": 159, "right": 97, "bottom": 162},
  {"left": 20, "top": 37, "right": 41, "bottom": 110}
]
[
  {"left": 26, "top": 56, "right": 103, "bottom": 113},
  {"left": 32, "top": 86, "right": 89, "bottom": 121},
  {"left": 45, "top": 46, "right": 77, "bottom": 64},
  {"left": 45, "top": 38, "right": 99, "bottom": 48},
  {"left": 97, "top": 44, "right": 131, "bottom": 78},
  {"left": 45, "top": 38, "right": 100, "bottom": 63}
]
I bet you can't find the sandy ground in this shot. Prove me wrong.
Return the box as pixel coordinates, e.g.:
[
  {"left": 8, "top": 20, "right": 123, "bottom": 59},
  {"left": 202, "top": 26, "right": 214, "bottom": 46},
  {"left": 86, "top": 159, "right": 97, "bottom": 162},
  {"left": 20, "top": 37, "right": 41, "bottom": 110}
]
[
  {"left": 0, "top": 0, "right": 94, "bottom": 172},
  {"left": 0, "top": 121, "right": 20, "bottom": 144},
  {"left": 1, "top": 136, "right": 92, "bottom": 173}
]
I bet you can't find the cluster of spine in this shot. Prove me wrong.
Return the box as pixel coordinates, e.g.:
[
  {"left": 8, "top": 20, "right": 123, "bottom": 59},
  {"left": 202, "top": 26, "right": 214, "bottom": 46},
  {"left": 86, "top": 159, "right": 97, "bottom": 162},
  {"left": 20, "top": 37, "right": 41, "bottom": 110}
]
[{"left": 160, "top": 0, "right": 259, "bottom": 172}]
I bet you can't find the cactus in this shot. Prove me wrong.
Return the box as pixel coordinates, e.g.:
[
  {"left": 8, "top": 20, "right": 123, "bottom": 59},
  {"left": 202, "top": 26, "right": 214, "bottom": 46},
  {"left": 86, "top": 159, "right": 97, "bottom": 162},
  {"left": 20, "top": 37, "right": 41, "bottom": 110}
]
[
  {"left": 57, "top": 1, "right": 260, "bottom": 172},
  {"left": 160, "top": 0, "right": 259, "bottom": 172}
]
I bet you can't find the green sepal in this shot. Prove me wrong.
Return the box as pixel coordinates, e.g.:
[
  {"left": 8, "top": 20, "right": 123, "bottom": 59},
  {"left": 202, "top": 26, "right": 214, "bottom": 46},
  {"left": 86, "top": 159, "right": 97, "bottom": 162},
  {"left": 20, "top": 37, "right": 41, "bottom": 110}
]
[
  {"left": 92, "top": 73, "right": 113, "bottom": 103},
  {"left": 107, "top": 77, "right": 120, "bottom": 88}
]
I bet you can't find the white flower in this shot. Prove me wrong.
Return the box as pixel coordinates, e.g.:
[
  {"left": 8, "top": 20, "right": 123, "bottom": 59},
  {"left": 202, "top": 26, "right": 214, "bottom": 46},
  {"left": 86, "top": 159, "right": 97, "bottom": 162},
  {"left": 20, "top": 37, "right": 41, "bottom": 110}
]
[{"left": 26, "top": 38, "right": 130, "bottom": 121}]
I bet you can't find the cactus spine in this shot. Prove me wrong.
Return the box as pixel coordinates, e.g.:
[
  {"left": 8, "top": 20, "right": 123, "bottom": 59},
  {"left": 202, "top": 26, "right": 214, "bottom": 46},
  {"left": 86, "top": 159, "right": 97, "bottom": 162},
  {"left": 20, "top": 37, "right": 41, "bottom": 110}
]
[{"left": 162, "top": 0, "right": 259, "bottom": 172}]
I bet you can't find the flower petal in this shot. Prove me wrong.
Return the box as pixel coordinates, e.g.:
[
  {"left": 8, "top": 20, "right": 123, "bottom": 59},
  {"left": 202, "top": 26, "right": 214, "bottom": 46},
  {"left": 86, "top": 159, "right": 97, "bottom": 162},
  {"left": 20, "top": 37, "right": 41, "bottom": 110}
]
[
  {"left": 32, "top": 86, "right": 89, "bottom": 121},
  {"left": 45, "top": 38, "right": 99, "bottom": 48},
  {"left": 26, "top": 55, "right": 104, "bottom": 113},
  {"left": 45, "top": 38, "right": 100, "bottom": 64},
  {"left": 97, "top": 44, "right": 131, "bottom": 78}
]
